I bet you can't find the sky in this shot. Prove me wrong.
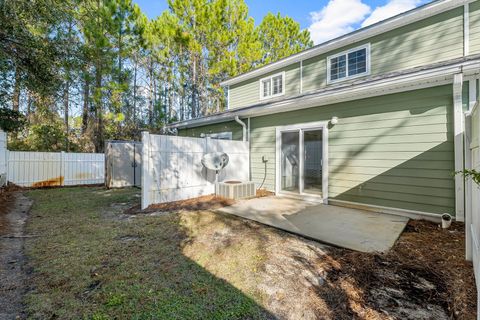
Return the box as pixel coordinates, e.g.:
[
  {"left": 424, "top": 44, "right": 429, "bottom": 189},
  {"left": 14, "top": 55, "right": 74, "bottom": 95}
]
[{"left": 134, "top": 0, "right": 431, "bottom": 45}]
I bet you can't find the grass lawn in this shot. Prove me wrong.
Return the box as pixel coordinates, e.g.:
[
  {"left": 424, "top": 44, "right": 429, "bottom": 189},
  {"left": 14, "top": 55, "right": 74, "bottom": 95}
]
[
  {"left": 24, "top": 187, "right": 271, "bottom": 319},
  {"left": 23, "top": 187, "right": 476, "bottom": 319}
]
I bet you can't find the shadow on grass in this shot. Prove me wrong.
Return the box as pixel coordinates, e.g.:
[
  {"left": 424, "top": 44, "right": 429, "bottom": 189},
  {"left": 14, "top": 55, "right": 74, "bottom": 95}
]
[{"left": 23, "top": 187, "right": 275, "bottom": 319}]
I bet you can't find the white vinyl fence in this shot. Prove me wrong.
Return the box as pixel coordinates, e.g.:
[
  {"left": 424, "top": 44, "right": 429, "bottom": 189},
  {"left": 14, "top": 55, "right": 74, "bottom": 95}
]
[
  {"left": 105, "top": 141, "right": 142, "bottom": 188},
  {"left": 141, "top": 132, "right": 249, "bottom": 209},
  {"left": 0, "top": 130, "right": 6, "bottom": 186},
  {"left": 7, "top": 151, "right": 104, "bottom": 187},
  {"left": 466, "top": 102, "right": 480, "bottom": 319}
]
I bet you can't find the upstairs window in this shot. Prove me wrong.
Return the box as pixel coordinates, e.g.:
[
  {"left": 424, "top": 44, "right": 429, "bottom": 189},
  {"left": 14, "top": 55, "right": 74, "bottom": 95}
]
[
  {"left": 260, "top": 72, "right": 285, "bottom": 99},
  {"left": 327, "top": 44, "right": 370, "bottom": 84}
]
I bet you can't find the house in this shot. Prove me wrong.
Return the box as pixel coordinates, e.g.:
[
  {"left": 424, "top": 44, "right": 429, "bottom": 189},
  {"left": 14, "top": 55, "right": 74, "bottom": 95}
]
[{"left": 168, "top": 0, "right": 480, "bottom": 222}]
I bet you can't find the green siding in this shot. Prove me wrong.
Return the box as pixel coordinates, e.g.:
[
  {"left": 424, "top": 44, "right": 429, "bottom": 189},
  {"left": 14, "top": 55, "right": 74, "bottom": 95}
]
[
  {"left": 229, "top": 6, "right": 466, "bottom": 108},
  {"left": 229, "top": 63, "right": 301, "bottom": 110},
  {"left": 302, "top": 55, "right": 327, "bottom": 93},
  {"left": 249, "top": 85, "right": 455, "bottom": 215},
  {"left": 178, "top": 121, "right": 244, "bottom": 141},
  {"left": 371, "top": 7, "right": 463, "bottom": 73},
  {"left": 463, "top": 81, "right": 470, "bottom": 112},
  {"left": 302, "top": 7, "right": 464, "bottom": 93},
  {"left": 471, "top": 0, "right": 480, "bottom": 54}
]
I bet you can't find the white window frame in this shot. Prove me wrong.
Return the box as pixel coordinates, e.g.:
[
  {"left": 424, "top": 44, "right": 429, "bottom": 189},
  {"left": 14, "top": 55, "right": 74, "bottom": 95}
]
[
  {"left": 259, "top": 71, "right": 285, "bottom": 100},
  {"left": 326, "top": 43, "right": 371, "bottom": 84},
  {"left": 275, "top": 121, "right": 329, "bottom": 204}
]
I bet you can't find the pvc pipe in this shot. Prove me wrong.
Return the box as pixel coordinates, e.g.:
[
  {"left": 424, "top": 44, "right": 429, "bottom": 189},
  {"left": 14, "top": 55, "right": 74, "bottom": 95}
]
[{"left": 442, "top": 213, "right": 453, "bottom": 229}]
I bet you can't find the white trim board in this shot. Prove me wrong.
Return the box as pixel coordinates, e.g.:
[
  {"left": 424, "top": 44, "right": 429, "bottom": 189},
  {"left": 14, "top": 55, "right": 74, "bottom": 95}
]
[
  {"left": 220, "top": 0, "right": 475, "bottom": 87},
  {"left": 453, "top": 73, "right": 465, "bottom": 222}
]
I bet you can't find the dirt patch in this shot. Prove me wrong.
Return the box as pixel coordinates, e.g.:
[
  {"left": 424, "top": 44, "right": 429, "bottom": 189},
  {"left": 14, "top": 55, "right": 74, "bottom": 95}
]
[
  {"left": 0, "top": 190, "right": 33, "bottom": 320},
  {"left": 0, "top": 184, "right": 26, "bottom": 234}
]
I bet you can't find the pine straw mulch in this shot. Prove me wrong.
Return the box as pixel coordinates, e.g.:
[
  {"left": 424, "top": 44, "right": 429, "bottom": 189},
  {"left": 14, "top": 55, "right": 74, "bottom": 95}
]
[
  {"left": 315, "top": 220, "right": 476, "bottom": 319},
  {"left": 125, "top": 189, "right": 274, "bottom": 215},
  {"left": 124, "top": 195, "right": 235, "bottom": 215}
]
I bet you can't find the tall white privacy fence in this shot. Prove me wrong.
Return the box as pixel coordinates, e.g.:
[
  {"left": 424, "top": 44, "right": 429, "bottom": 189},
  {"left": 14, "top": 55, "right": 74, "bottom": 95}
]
[
  {"left": 7, "top": 151, "right": 104, "bottom": 187},
  {"left": 465, "top": 102, "right": 480, "bottom": 318},
  {"left": 0, "top": 130, "right": 6, "bottom": 186},
  {"left": 141, "top": 132, "right": 249, "bottom": 209}
]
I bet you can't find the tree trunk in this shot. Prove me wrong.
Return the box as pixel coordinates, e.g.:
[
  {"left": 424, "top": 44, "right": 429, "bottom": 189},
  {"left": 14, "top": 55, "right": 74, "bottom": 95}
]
[
  {"left": 63, "top": 82, "right": 69, "bottom": 151},
  {"left": 168, "top": 75, "right": 173, "bottom": 121},
  {"left": 133, "top": 58, "right": 137, "bottom": 128},
  {"left": 82, "top": 75, "right": 90, "bottom": 135},
  {"left": 94, "top": 62, "right": 103, "bottom": 153},
  {"left": 93, "top": 0, "right": 104, "bottom": 153},
  {"left": 26, "top": 90, "right": 32, "bottom": 115},
  {"left": 191, "top": 54, "right": 197, "bottom": 119},
  {"left": 12, "top": 65, "right": 21, "bottom": 111},
  {"left": 180, "top": 82, "right": 185, "bottom": 121},
  {"left": 148, "top": 59, "right": 154, "bottom": 126}
]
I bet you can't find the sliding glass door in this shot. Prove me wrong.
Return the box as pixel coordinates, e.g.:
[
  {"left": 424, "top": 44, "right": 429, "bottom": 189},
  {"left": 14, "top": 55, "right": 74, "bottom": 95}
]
[
  {"left": 278, "top": 125, "right": 326, "bottom": 198},
  {"left": 281, "top": 131, "right": 300, "bottom": 192},
  {"left": 303, "top": 130, "right": 323, "bottom": 195}
]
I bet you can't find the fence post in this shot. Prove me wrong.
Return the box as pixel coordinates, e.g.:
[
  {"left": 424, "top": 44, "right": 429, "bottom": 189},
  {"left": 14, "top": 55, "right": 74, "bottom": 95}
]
[
  {"left": 60, "top": 151, "right": 65, "bottom": 186},
  {"left": 141, "top": 131, "right": 150, "bottom": 210},
  {"left": 465, "top": 112, "right": 473, "bottom": 261},
  {"left": 5, "top": 149, "right": 8, "bottom": 185}
]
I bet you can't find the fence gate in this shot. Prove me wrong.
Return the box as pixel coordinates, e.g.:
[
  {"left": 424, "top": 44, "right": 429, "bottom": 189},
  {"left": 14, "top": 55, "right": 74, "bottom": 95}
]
[{"left": 106, "top": 141, "right": 142, "bottom": 188}]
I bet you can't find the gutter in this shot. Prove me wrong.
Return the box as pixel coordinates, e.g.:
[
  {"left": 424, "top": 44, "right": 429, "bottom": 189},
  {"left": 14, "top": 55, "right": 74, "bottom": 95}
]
[
  {"left": 170, "top": 58, "right": 480, "bottom": 130},
  {"left": 234, "top": 116, "right": 247, "bottom": 142}
]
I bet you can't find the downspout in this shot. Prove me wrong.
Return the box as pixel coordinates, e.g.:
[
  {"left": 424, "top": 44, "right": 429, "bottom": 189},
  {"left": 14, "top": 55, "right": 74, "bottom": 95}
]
[{"left": 235, "top": 116, "right": 247, "bottom": 142}]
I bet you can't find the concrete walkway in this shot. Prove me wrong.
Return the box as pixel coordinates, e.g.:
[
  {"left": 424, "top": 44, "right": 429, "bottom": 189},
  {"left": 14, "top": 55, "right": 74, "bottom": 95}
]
[{"left": 217, "top": 196, "right": 409, "bottom": 252}]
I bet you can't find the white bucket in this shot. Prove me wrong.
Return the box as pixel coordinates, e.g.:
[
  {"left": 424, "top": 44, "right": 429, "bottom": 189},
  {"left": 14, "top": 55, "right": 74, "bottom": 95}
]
[{"left": 441, "top": 213, "right": 452, "bottom": 229}]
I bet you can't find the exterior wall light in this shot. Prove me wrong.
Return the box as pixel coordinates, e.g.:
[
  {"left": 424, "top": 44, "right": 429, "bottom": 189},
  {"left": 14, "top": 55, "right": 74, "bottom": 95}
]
[{"left": 330, "top": 116, "right": 339, "bottom": 125}]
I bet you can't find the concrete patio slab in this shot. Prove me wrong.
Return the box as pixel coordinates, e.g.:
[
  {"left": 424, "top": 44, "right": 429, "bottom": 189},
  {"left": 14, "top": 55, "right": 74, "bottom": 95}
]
[{"left": 217, "top": 196, "right": 409, "bottom": 252}]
